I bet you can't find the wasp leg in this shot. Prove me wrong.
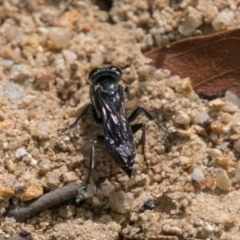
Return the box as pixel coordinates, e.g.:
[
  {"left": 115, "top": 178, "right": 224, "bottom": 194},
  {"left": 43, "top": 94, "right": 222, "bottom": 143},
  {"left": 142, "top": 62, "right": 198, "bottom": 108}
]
[
  {"left": 58, "top": 104, "right": 102, "bottom": 132},
  {"left": 75, "top": 135, "right": 104, "bottom": 204},
  {"left": 131, "top": 123, "right": 156, "bottom": 173},
  {"left": 58, "top": 103, "right": 91, "bottom": 132},
  {"left": 128, "top": 106, "right": 170, "bottom": 134},
  {"left": 124, "top": 85, "right": 130, "bottom": 97},
  {"left": 131, "top": 123, "right": 149, "bottom": 167},
  {"left": 90, "top": 104, "right": 102, "bottom": 124}
]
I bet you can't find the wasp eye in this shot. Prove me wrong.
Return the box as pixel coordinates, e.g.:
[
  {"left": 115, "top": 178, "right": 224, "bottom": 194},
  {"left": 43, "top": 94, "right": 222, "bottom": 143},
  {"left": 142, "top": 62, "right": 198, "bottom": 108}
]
[
  {"left": 108, "top": 66, "right": 122, "bottom": 76},
  {"left": 88, "top": 67, "right": 101, "bottom": 80}
]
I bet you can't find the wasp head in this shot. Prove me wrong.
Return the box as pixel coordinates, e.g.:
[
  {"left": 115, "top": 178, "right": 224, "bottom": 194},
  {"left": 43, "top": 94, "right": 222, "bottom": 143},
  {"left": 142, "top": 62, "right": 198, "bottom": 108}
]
[{"left": 89, "top": 66, "right": 122, "bottom": 95}]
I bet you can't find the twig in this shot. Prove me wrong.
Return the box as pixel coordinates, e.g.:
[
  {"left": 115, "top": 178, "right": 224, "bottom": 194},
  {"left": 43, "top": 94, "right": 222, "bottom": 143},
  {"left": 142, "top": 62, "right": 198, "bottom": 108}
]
[{"left": 6, "top": 183, "right": 78, "bottom": 222}]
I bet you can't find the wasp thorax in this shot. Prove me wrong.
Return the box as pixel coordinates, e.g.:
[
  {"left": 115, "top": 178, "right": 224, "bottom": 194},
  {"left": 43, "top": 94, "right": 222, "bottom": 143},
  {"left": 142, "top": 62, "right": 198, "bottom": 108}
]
[{"left": 97, "top": 78, "right": 119, "bottom": 95}]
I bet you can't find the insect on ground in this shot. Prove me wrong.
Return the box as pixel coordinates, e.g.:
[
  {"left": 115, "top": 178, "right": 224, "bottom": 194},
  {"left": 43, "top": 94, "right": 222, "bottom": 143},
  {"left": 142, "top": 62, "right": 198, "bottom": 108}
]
[{"left": 59, "top": 65, "right": 171, "bottom": 204}]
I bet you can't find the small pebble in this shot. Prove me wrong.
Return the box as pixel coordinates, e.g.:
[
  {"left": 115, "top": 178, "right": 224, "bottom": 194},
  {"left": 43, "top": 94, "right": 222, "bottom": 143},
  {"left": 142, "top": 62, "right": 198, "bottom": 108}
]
[
  {"left": 225, "top": 91, "right": 240, "bottom": 108},
  {"left": 29, "top": 156, "right": 38, "bottom": 166},
  {"left": 210, "top": 121, "right": 223, "bottom": 134},
  {"left": 2, "top": 142, "right": 8, "bottom": 150},
  {"left": 178, "top": 6, "right": 202, "bottom": 36},
  {"left": 212, "top": 9, "right": 234, "bottom": 31},
  {"left": 194, "top": 112, "right": 210, "bottom": 125},
  {"left": 91, "top": 196, "right": 101, "bottom": 207},
  {"left": 2, "top": 81, "right": 24, "bottom": 101},
  {"left": 162, "top": 224, "right": 183, "bottom": 235},
  {"left": 109, "top": 191, "right": 133, "bottom": 213},
  {"left": 0, "top": 187, "right": 14, "bottom": 201},
  {"left": 203, "top": 176, "right": 216, "bottom": 190},
  {"left": 59, "top": 165, "right": 68, "bottom": 174},
  {"left": 15, "top": 162, "right": 27, "bottom": 176},
  {"left": 215, "top": 168, "right": 231, "bottom": 191},
  {"left": 10, "top": 64, "right": 32, "bottom": 82},
  {"left": 179, "top": 156, "right": 193, "bottom": 169},
  {"left": 84, "top": 183, "right": 97, "bottom": 199},
  {"left": 62, "top": 171, "right": 78, "bottom": 183},
  {"left": 234, "top": 139, "right": 240, "bottom": 152},
  {"left": 20, "top": 179, "right": 43, "bottom": 201},
  {"left": 6, "top": 160, "right": 16, "bottom": 173},
  {"left": 90, "top": 53, "right": 104, "bottom": 68},
  {"left": 58, "top": 205, "right": 76, "bottom": 219},
  {"left": 208, "top": 99, "right": 225, "bottom": 111},
  {"left": 206, "top": 148, "right": 222, "bottom": 158},
  {"left": 4, "top": 25, "right": 25, "bottom": 41},
  {"left": 62, "top": 50, "right": 77, "bottom": 64},
  {"left": 35, "top": 66, "right": 53, "bottom": 89},
  {"left": 192, "top": 167, "right": 205, "bottom": 182},
  {"left": 202, "top": 222, "right": 215, "bottom": 238},
  {"left": 38, "top": 160, "right": 51, "bottom": 175},
  {"left": 101, "top": 181, "right": 114, "bottom": 197},
  {"left": 46, "top": 169, "right": 61, "bottom": 188},
  {"left": 215, "top": 156, "right": 235, "bottom": 169},
  {"left": 48, "top": 27, "right": 71, "bottom": 49},
  {"left": 15, "top": 148, "right": 28, "bottom": 159},
  {"left": 1, "top": 59, "right": 14, "bottom": 68},
  {"left": 174, "top": 111, "right": 191, "bottom": 125},
  {"left": 232, "top": 161, "right": 240, "bottom": 183},
  {"left": 53, "top": 57, "right": 66, "bottom": 73},
  {"left": 176, "top": 78, "right": 193, "bottom": 96},
  {"left": 154, "top": 32, "right": 169, "bottom": 46}
]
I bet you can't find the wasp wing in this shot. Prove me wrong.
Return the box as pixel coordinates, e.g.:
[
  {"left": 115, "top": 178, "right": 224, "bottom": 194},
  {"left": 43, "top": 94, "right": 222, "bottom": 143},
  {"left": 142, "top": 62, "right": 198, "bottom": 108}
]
[{"left": 98, "top": 90, "right": 136, "bottom": 175}]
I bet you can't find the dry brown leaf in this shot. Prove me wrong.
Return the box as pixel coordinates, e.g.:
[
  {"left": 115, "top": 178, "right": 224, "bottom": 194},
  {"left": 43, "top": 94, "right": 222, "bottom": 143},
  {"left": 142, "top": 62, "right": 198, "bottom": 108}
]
[{"left": 144, "top": 28, "right": 240, "bottom": 98}]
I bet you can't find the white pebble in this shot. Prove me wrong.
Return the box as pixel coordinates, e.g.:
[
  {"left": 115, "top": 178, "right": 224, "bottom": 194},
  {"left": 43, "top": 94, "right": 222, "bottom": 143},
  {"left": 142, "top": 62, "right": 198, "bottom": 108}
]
[
  {"left": 225, "top": 90, "right": 240, "bottom": 108},
  {"left": 10, "top": 64, "right": 32, "bottom": 82},
  {"left": 29, "top": 155, "right": 38, "bottom": 166},
  {"left": 2, "top": 81, "right": 24, "bottom": 101},
  {"left": 212, "top": 9, "right": 234, "bottom": 31},
  {"left": 63, "top": 136, "right": 70, "bottom": 142},
  {"left": 15, "top": 148, "right": 28, "bottom": 159},
  {"left": 192, "top": 167, "right": 205, "bottom": 182},
  {"left": 202, "top": 221, "right": 215, "bottom": 237},
  {"left": 178, "top": 6, "right": 203, "bottom": 36},
  {"left": 53, "top": 57, "right": 66, "bottom": 73},
  {"left": 194, "top": 112, "right": 210, "bottom": 124}
]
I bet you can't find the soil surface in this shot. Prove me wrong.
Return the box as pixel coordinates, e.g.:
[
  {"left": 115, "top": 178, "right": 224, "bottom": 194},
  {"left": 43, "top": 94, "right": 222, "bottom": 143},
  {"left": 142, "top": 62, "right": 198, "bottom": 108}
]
[{"left": 0, "top": 1, "right": 240, "bottom": 240}]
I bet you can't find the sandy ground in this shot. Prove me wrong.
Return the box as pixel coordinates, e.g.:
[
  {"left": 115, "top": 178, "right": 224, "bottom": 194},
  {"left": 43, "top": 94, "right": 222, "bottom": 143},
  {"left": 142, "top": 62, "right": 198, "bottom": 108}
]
[{"left": 1, "top": 0, "right": 240, "bottom": 239}]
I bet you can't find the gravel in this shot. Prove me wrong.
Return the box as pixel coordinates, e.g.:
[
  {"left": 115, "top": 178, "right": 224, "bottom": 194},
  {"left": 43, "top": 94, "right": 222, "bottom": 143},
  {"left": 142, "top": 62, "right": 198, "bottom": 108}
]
[{"left": 0, "top": 0, "right": 240, "bottom": 239}]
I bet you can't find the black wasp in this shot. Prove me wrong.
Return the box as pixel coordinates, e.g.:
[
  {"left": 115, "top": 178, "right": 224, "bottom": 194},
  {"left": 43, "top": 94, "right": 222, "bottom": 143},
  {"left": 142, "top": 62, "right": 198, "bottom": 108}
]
[{"left": 61, "top": 66, "right": 169, "bottom": 203}]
